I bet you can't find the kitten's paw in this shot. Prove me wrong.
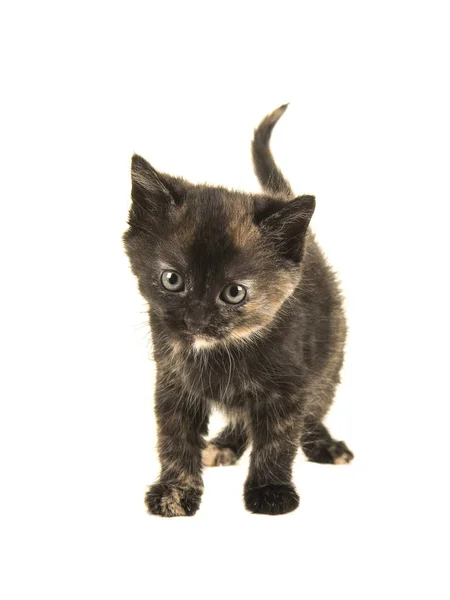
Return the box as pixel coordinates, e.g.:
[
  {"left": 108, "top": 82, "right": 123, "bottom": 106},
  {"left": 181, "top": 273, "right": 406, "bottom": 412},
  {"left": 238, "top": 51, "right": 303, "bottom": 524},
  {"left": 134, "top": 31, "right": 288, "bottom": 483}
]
[
  {"left": 244, "top": 483, "right": 299, "bottom": 515},
  {"left": 202, "top": 443, "right": 237, "bottom": 467},
  {"left": 331, "top": 441, "right": 354, "bottom": 465},
  {"left": 145, "top": 482, "right": 202, "bottom": 517},
  {"left": 304, "top": 439, "right": 354, "bottom": 465}
]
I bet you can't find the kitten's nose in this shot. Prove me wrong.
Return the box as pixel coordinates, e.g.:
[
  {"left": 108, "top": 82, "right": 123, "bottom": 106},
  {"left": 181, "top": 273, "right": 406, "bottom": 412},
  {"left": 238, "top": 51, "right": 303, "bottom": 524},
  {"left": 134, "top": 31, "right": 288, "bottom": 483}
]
[{"left": 184, "top": 316, "right": 209, "bottom": 334}]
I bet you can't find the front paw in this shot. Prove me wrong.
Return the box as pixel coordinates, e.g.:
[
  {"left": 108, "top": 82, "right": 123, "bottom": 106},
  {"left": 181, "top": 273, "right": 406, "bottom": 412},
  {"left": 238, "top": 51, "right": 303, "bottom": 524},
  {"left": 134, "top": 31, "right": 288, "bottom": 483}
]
[
  {"left": 145, "top": 482, "right": 202, "bottom": 517},
  {"left": 244, "top": 483, "right": 299, "bottom": 515}
]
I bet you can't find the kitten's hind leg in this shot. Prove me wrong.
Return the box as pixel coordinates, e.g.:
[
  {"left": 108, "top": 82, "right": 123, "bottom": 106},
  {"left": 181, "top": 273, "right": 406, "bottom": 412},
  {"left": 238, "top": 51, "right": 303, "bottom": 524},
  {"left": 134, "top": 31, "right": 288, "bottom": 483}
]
[
  {"left": 202, "top": 421, "right": 249, "bottom": 467},
  {"left": 301, "top": 421, "right": 354, "bottom": 465}
]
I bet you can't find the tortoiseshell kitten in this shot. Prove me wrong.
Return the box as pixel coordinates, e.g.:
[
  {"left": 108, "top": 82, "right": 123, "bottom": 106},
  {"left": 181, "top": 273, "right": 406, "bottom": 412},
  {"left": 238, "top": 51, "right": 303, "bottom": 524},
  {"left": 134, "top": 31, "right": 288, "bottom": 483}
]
[{"left": 123, "top": 105, "right": 353, "bottom": 517}]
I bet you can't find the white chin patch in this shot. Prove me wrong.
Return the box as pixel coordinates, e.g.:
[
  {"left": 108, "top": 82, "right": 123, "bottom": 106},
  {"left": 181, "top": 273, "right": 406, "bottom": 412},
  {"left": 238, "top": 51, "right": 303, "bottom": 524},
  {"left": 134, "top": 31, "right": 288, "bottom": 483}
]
[{"left": 192, "top": 336, "right": 218, "bottom": 351}]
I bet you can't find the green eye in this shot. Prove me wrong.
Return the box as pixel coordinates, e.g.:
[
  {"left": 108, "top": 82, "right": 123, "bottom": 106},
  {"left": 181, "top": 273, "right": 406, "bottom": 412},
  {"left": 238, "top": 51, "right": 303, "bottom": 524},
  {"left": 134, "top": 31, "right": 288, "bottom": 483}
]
[
  {"left": 161, "top": 270, "right": 184, "bottom": 292},
  {"left": 220, "top": 284, "right": 247, "bottom": 305}
]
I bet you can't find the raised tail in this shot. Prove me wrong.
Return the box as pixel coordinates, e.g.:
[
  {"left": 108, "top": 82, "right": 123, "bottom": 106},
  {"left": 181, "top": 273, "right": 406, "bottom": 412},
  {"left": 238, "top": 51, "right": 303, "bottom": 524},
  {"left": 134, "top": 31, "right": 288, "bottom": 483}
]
[{"left": 252, "top": 104, "right": 293, "bottom": 198}]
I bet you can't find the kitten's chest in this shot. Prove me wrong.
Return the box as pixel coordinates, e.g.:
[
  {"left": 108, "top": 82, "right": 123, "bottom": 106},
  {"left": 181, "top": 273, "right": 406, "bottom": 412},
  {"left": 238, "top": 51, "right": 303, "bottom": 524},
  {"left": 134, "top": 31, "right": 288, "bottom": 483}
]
[{"left": 173, "top": 351, "right": 253, "bottom": 406}]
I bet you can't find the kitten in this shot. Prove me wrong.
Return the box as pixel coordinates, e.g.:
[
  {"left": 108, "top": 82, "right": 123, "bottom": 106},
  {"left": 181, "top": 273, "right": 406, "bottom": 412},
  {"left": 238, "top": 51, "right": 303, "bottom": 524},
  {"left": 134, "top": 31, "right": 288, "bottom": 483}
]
[{"left": 123, "top": 104, "right": 353, "bottom": 517}]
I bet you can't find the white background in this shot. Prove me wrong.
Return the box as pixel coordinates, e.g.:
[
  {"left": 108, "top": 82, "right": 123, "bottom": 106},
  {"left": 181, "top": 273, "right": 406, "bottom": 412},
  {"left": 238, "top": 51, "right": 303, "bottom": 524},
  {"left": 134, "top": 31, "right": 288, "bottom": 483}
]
[{"left": 1, "top": 1, "right": 449, "bottom": 598}]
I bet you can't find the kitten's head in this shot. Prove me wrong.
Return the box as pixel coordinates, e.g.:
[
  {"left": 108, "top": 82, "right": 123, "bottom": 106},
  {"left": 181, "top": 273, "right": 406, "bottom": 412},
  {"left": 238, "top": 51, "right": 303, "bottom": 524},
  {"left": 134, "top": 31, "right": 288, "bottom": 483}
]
[{"left": 123, "top": 155, "right": 315, "bottom": 351}]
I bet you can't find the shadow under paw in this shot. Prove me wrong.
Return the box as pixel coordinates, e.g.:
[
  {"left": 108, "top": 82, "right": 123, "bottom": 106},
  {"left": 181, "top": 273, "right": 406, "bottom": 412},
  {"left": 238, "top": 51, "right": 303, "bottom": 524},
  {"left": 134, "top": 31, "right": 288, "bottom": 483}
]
[
  {"left": 145, "top": 482, "right": 202, "bottom": 517},
  {"left": 244, "top": 483, "right": 300, "bottom": 515}
]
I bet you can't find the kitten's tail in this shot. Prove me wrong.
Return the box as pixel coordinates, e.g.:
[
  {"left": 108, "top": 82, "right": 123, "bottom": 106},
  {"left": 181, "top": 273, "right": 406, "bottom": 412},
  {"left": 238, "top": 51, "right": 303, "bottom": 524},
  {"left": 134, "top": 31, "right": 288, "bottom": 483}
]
[{"left": 252, "top": 104, "right": 293, "bottom": 198}]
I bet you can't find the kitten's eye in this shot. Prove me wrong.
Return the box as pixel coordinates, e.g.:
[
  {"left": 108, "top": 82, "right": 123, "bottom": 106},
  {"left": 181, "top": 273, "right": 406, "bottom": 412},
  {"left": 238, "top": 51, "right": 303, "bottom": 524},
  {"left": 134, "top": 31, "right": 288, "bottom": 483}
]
[
  {"left": 220, "top": 284, "right": 247, "bottom": 305},
  {"left": 161, "top": 270, "right": 184, "bottom": 292}
]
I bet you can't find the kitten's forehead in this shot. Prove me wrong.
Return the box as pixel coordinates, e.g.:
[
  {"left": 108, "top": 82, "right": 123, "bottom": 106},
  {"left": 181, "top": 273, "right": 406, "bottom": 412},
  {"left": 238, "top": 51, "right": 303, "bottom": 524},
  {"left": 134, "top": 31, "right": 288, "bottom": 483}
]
[
  {"left": 173, "top": 188, "right": 261, "bottom": 273},
  {"left": 186, "top": 187, "right": 255, "bottom": 229}
]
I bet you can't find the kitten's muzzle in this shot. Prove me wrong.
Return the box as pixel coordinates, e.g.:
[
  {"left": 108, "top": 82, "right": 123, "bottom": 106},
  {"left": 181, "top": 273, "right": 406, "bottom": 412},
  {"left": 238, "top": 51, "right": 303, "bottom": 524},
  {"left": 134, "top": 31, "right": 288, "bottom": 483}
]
[{"left": 184, "top": 316, "right": 210, "bottom": 334}]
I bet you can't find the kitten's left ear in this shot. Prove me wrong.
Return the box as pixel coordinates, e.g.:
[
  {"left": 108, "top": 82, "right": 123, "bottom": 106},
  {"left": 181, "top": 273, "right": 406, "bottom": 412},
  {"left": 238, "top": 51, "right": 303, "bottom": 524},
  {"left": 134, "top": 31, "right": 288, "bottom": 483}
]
[{"left": 259, "top": 195, "right": 316, "bottom": 263}]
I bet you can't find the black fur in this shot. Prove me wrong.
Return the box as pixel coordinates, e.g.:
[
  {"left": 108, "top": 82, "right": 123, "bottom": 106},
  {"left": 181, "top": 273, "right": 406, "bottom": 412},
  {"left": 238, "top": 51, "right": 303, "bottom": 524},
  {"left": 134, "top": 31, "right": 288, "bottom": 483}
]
[{"left": 123, "top": 105, "right": 353, "bottom": 517}]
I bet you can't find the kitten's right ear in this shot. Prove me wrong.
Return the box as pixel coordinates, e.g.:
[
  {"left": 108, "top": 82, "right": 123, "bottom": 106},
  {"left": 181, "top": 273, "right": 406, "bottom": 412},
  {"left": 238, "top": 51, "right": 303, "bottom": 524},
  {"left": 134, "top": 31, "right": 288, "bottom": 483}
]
[{"left": 131, "top": 154, "right": 183, "bottom": 210}]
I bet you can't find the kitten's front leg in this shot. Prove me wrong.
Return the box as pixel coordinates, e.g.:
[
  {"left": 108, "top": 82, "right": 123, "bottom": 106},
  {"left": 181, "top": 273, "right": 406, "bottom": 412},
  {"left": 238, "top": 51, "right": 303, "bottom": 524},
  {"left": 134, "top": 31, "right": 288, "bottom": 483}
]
[
  {"left": 244, "top": 397, "right": 301, "bottom": 515},
  {"left": 145, "top": 376, "right": 209, "bottom": 517}
]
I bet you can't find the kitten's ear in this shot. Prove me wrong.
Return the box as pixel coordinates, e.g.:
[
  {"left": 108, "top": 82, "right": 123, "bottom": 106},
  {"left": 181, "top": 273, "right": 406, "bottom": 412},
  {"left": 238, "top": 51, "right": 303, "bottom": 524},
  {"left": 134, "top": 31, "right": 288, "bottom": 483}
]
[
  {"left": 131, "top": 154, "right": 184, "bottom": 211},
  {"left": 259, "top": 195, "right": 315, "bottom": 263}
]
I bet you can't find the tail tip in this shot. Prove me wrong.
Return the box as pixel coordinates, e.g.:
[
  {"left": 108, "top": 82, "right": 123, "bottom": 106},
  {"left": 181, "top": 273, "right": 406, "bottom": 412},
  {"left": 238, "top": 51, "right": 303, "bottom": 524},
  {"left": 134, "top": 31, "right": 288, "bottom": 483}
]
[
  {"left": 271, "top": 103, "right": 289, "bottom": 120},
  {"left": 255, "top": 103, "right": 290, "bottom": 136}
]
